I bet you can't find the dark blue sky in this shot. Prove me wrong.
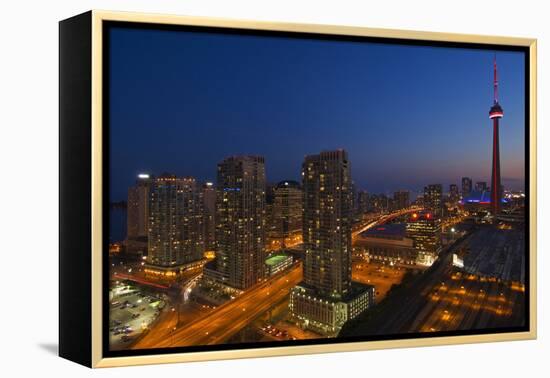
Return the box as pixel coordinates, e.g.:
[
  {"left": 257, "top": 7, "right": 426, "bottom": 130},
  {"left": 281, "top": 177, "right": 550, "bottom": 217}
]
[{"left": 109, "top": 26, "right": 525, "bottom": 201}]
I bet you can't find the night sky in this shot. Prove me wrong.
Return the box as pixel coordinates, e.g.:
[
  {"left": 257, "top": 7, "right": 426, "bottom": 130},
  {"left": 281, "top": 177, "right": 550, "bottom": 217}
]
[{"left": 108, "top": 26, "right": 525, "bottom": 201}]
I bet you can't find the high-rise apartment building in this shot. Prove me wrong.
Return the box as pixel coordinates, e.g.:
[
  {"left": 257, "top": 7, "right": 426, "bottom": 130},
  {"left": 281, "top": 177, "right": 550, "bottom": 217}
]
[
  {"left": 302, "top": 150, "right": 352, "bottom": 298},
  {"left": 127, "top": 174, "right": 151, "bottom": 239},
  {"left": 212, "top": 156, "right": 267, "bottom": 290},
  {"left": 147, "top": 174, "right": 204, "bottom": 274},
  {"left": 202, "top": 182, "right": 216, "bottom": 252},
  {"left": 290, "top": 150, "right": 374, "bottom": 335},
  {"left": 272, "top": 180, "right": 302, "bottom": 245}
]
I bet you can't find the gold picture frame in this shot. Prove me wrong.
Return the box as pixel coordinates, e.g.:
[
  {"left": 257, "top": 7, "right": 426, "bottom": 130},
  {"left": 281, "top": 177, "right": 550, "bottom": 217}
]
[{"left": 59, "top": 9, "right": 537, "bottom": 368}]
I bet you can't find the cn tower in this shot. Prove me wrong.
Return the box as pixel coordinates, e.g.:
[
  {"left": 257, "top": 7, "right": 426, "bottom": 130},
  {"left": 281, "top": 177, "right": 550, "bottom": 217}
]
[{"left": 489, "top": 55, "right": 503, "bottom": 215}]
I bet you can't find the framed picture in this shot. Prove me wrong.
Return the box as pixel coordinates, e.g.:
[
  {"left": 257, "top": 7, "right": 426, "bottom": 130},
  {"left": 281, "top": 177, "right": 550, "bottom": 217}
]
[{"left": 59, "top": 10, "right": 537, "bottom": 368}]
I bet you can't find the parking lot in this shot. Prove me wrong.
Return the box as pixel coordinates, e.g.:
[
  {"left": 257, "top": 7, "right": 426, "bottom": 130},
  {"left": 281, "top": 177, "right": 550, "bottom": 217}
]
[
  {"left": 109, "top": 282, "right": 166, "bottom": 351},
  {"left": 352, "top": 261, "right": 409, "bottom": 303}
]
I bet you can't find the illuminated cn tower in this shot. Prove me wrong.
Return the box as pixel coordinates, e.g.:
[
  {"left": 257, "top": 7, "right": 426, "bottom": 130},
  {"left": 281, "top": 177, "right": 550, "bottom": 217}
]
[{"left": 489, "top": 55, "right": 504, "bottom": 215}]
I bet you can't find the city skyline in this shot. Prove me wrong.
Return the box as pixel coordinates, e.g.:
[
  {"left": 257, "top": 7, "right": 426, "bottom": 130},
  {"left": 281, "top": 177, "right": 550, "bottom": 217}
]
[
  {"left": 109, "top": 26, "right": 526, "bottom": 201},
  {"left": 107, "top": 26, "right": 528, "bottom": 352}
]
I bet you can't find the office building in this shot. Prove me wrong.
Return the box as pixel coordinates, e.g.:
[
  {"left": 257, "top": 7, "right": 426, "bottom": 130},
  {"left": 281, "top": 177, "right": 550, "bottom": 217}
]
[
  {"left": 462, "top": 177, "right": 473, "bottom": 199},
  {"left": 406, "top": 211, "right": 442, "bottom": 266},
  {"left": 449, "top": 184, "right": 460, "bottom": 205},
  {"left": 423, "top": 184, "right": 443, "bottom": 217},
  {"left": 475, "top": 181, "right": 488, "bottom": 192}
]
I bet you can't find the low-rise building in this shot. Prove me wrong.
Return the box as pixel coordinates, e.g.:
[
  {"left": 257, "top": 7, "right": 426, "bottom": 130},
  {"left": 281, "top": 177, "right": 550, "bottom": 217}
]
[
  {"left": 143, "top": 258, "right": 206, "bottom": 280},
  {"left": 264, "top": 253, "right": 293, "bottom": 276},
  {"left": 289, "top": 282, "right": 375, "bottom": 335},
  {"left": 354, "top": 224, "right": 417, "bottom": 265}
]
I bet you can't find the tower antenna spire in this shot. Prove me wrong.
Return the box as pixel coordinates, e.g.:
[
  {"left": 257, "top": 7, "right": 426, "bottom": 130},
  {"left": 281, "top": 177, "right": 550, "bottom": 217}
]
[{"left": 493, "top": 53, "right": 499, "bottom": 103}]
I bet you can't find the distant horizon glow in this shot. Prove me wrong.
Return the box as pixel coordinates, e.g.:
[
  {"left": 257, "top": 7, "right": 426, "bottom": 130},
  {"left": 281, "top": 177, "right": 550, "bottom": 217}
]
[{"left": 108, "top": 26, "right": 526, "bottom": 201}]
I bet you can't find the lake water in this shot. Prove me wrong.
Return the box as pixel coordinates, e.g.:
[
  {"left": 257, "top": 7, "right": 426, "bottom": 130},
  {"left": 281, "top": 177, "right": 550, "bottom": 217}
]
[{"left": 109, "top": 208, "right": 127, "bottom": 243}]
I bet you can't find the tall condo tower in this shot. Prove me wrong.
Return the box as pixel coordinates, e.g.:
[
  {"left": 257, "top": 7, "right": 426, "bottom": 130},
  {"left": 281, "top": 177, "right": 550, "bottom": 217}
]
[
  {"left": 302, "top": 150, "right": 353, "bottom": 299},
  {"left": 126, "top": 173, "right": 151, "bottom": 256},
  {"left": 127, "top": 174, "right": 152, "bottom": 239},
  {"left": 146, "top": 174, "right": 205, "bottom": 279},
  {"left": 489, "top": 56, "right": 504, "bottom": 214},
  {"left": 290, "top": 150, "right": 374, "bottom": 335},
  {"left": 214, "top": 156, "right": 267, "bottom": 290},
  {"left": 272, "top": 180, "right": 302, "bottom": 247}
]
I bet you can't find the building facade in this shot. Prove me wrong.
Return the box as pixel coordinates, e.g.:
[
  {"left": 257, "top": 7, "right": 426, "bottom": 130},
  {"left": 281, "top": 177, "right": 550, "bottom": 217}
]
[
  {"left": 354, "top": 224, "right": 417, "bottom": 266},
  {"left": 462, "top": 177, "right": 473, "bottom": 199},
  {"left": 147, "top": 174, "right": 205, "bottom": 275},
  {"left": 357, "top": 190, "right": 370, "bottom": 215},
  {"left": 264, "top": 253, "right": 294, "bottom": 276},
  {"left": 406, "top": 211, "right": 442, "bottom": 266},
  {"left": 211, "top": 155, "right": 267, "bottom": 290},
  {"left": 127, "top": 174, "right": 151, "bottom": 239},
  {"left": 365, "top": 193, "right": 391, "bottom": 213},
  {"left": 393, "top": 190, "right": 410, "bottom": 210},
  {"left": 475, "top": 181, "right": 488, "bottom": 192},
  {"left": 449, "top": 184, "right": 460, "bottom": 205},
  {"left": 290, "top": 150, "right": 373, "bottom": 335},
  {"left": 271, "top": 180, "right": 302, "bottom": 247},
  {"left": 424, "top": 184, "right": 443, "bottom": 217},
  {"left": 301, "top": 150, "right": 353, "bottom": 298},
  {"left": 202, "top": 182, "right": 216, "bottom": 252}
]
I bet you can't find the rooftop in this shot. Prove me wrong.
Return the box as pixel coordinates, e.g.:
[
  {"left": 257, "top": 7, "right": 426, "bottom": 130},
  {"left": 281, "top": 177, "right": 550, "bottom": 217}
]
[
  {"left": 463, "top": 190, "right": 508, "bottom": 204},
  {"left": 361, "top": 223, "right": 407, "bottom": 239},
  {"left": 265, "top": 253, "right": 291, "bottom": 266},
  {"left": 276, "top": 180, "right": 300, "bottom": 189}
]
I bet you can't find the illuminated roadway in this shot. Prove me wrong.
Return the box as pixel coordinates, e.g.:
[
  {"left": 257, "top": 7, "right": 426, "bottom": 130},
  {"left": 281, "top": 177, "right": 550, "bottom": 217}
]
[
  {"left": 352, "top": 207, "right": 422, "bottom": 240},
  {"left": 134, "top": 262, "right": 303, "bottom": 348}
]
